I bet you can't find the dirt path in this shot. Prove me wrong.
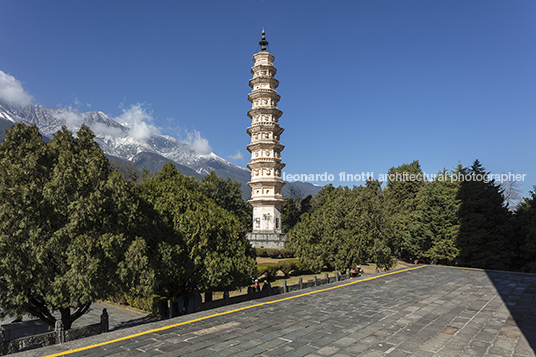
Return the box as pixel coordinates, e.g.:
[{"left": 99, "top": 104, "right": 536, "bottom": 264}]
[{"left": 256, "top": 257, "right": 297, "bottom": 264}]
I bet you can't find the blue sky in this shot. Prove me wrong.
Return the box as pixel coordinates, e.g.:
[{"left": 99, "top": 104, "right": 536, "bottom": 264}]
[{"left": 1, "top": 0, "right": 535, "bottom": 198}]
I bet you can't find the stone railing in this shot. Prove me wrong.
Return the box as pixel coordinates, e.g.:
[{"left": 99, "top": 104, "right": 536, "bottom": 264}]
[
  {"left": 161, "top": 269, "right": 356, "bottom": 318},
  {"left": 203, "top": 270, "right": 354, "bottom": 309},
  {"left": 1, "top": 309, "right": 109, "bottom": 355},
  {"left": 279, "top": 269, "right": 353, "bottom": 293}
]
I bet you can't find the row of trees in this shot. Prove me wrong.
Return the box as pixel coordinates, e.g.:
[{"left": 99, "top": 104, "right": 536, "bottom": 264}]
[
  {"left": 0, "top": 123, "right": 256, "bottom": 329},
  {"left": 287, "top": 182, "right": 396, "bottom": 272},
  {"left": 286, "top": 160, "right": 536, "bottom": 274},
  {"left": 2, "top": 123, "right": 534, "bottom": 329}
]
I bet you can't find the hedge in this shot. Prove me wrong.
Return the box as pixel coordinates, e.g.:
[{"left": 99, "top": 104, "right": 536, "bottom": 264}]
[
  {"left": 108, "top": 293, "right": 163, "bottom": 315},
  {"left": 255, "top": 248, "right": 293, "bottom": 259},
  {"left": 256, "top": 259, "right": 302, "bottom": 280}
]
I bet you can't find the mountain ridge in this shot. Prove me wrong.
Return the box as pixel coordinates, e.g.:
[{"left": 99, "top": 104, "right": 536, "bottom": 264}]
[{"left": 0, "top": 100, "right": 322, "bottom": 199}]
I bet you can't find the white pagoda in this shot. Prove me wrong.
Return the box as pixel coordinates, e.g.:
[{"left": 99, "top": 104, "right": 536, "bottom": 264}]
[{"left": 245, "top": 30, "right": 287, "bottom": 249}]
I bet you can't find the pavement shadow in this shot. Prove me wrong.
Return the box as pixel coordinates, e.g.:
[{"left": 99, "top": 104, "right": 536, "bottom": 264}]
[
  {"left": 110, "top": 315, "right": 160, "bottom": 331},
  {"left": 485, "top": 270, "right": 536, "bottom": 354}
]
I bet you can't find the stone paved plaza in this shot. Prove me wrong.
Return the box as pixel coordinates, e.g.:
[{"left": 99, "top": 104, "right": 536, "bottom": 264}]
[{"left": 13, "top": 265, "right": 536, "bottom": 356}]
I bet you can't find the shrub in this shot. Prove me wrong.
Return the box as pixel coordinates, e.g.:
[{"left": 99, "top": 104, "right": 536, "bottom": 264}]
[
  {"left": 282, "top": 249, "right": 295, "bottom": 258},
  {"left": 279, "top": 261, "right": 296, "bottom": 277},
  {"left": 267, "top": 249, "right": 280, "bottom": 258},
  {"left": 256, "top": 248, "right": 294, "bottom": 259},
  {"left": 108, "top": 293, "right": 128, "bottom": 305},
  {"left": 294, "top": 260, "right": 315, "bottom": 275},
  {"left": 257, "top": 263, "right": 280, "bottom": 281},
  {"left": 108, "top": 293, "right": 162, "bottom": 315},
  {"left": 255, "top": 248, "right": 270, "bottom": 257}
]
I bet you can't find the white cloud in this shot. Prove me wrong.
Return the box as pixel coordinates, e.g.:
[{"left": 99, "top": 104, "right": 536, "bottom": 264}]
[
  {"left": 115, "top": 103, "right": 160, "bottom": 140},
  {"left": 0, "top": 70, "right": 33, "bottom": 106},
  {"left": 183, "top": 130, "right": 213, "bottom": 155},
  {"left": 91, "top": 122, "right": 123, "bottom": 137},
  {"left": 52, "top": 108, "right": 84, "bottom": 128},
  {"left": 230, "top": 150, "right": 244, "bottom": 160},
  {"left": 164, "top": 117, "right": 213, "bottom": 155}
]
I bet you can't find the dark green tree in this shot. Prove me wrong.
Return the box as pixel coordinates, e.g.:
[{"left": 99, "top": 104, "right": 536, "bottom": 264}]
[
  {"left": 197, "top": 170, "right": 252, "bottom": 230},
  {"left": 288, "top": 181, "right": 395, "bottom": 273},
  {"left": 384, "top": 160, "right": 426, "bottom": 260},
  {"left": 456, "top": 160, "right": 512, "bottom": 270},
  {"left": 409, "top": 169, "right": 461, "bottom": 264},
  {"left": 109, "top": 158, "right": 139, "bottom": 184},
  {"left": 311, "top": 183, "right": 335, "bottom": 211},
  {"left": 511, "top": 187, "right": 536, "bottom": 272},
  {"left": 281, "top": 194, "right": 312, "bottom": 233},
  {"left": 141, "top": 163, "right": 256, "bottom": 305},
  {"left": 0, "top": 123, "right": 151, "bottom": 329}
]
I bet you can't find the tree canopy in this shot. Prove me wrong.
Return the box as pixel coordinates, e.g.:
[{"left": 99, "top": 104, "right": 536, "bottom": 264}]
[
  {"left": 0, "top": 123, "right": 152, "bottom": 329},
  {"left": 0, "top": 124, "right": 259, "bottom": 326},
  {"left": 407, "top": 169, "right": 461, "bottom": 264},
  {"left": 455, "top": 160, "right": 512, "bottom": 270},
  {"left": 140, "top": 163, "right": 256, "bottom": 306},
  {"left": 285, "top": 159, "right": 536, "bottom": 274},
  {"left": 197, "top": 170, "right": 252, "bottom": 231},
  {"left": 1, "top": 121, "right": 534, "bottom": 330},
  {"left": 287, "top": 180, "right": 395, "bottom": 273},
  {"left": 384, "top": 160, "right": 425, "bottom": 260},
  {"left": 511, "top": 186, "right": 536, "bottom": 272}
]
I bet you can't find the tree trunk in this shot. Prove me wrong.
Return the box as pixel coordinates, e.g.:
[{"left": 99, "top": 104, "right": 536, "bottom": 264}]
[
  {"left": 59, "top": 308, "right": 73, "bottom": 330},
  {"left": 59, "top": 303, "right": 91, "bottom": 330}
]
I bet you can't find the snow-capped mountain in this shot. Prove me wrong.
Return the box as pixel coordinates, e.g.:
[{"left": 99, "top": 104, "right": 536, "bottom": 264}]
[
  {"left": 0, "top": 99, "right": 248, "bottom": 177},
  {"left": 0, "top": 100, "right": 322, "bottom": 199}
]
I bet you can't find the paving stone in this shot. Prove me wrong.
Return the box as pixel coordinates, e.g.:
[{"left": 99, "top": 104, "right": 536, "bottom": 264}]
[
  {"left": 315, "top": 345, "right": 341, "bottom": 356},
  {"left": 289, "top": 344, "right": 318, "bottom": 357},
  {"left": 332, "top": 336, "right": 356, "bottom": 348},
  {"left": 11, "top": 266, "right": 536, "bottom": 357},
  {"left": 255, "top": 337, "right": 288, "bottom": 351},
  {"left": 309, "top": 336, "right": 336, "bottom": 348},
  {"left": 182, "top": 340, "right": 215, "bottom": 352},
  {"left": 233, "top": 346, "right": 269, "bottom": 357},
  {"left": 386, "top": 350, "right": 410, "bottom": 357},
  {"left": 358, "top": 349, "right": 384, "bottom": 357},
  {"left": 260, "top": 344, "right": 295, "bottom": 356}
]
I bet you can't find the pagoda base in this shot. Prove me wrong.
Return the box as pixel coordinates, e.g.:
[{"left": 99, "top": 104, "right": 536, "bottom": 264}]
[{"left": 246, "top": 232, "right": 287, "bottom": 249}]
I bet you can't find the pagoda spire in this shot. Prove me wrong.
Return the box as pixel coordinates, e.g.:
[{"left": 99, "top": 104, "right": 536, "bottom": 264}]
[{"left": 259, "top": 29, "right": 269, "bottom": 51}]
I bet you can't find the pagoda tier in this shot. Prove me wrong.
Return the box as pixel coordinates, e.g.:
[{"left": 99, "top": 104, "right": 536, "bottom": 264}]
[
  {"left": 246, "top": 30, "right": 286, "bottom": 236},
  {"left": 247, "top": 109, "right": 283, "bottom": 126}
]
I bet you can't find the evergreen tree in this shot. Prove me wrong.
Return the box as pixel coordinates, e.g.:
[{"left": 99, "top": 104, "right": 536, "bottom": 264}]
[
  {"left": 281, "top": 194, "right": 312, "bottom": 233},
  {"left": 409, "top": 169, "right": 460, "bottom": 264},
  {"left": 197, "top": 170, "right": 252, "bottom": 230},
  {"left": 141, "top": 163, "right": 256, "bottom": 303},
  {"left": 511, "top": 187, "right": 536, "bottom": 272},
  {"left": 311, "top": 183, "right": 335, "bottom": 211},
  {"left": 288, "top": 181, "right": 395, "bottom": 272},
  {"left": 384, "top": 160, "right": 425, "bottom": 260},
  {"left": 0, "top": 124, "right": 151, "bottom": 329},
  {"left": 456, "top": 160, "right": 512, "bottom": 270}
]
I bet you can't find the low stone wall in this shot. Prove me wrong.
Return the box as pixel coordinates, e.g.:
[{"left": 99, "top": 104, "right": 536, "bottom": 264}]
[
  {"left": 1, "top": 309, "right": 109, "bottom": 355},
  {"left": 197, "top": 269, "right": 353, "bottom": 312},
  {"left": 0, "top": 319, "right": 52, "bottom": 343}
]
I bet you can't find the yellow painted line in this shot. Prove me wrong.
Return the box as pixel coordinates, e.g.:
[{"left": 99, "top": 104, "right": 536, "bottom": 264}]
[
  {"left": 430, "top": 265, "right": 486, "bottom": 272},
  {"left": 44, "top": 265, "right": 426, "bottom": 356}
]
